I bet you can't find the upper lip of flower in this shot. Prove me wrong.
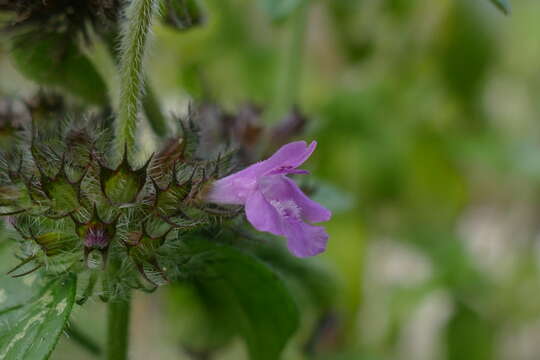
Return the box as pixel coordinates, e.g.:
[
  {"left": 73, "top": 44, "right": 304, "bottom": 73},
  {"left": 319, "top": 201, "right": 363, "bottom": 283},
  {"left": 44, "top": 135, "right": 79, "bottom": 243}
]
[
  {"left": 247, "top": 140, "right": 317, "bottom": 178},
  {"left": 207, "top": 141, "right": 318, "bottom": 203}
]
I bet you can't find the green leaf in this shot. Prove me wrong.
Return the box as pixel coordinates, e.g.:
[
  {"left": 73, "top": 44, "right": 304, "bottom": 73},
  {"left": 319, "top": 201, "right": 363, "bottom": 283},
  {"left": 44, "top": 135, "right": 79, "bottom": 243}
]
[
  {"left": 248, "top": 241, "right": 337, "bottom": 310},
  {"left": 0, "top": 270, "right": 44, "bottom": 314},
  {"left": 489, "top": 0, "right": 511, "bottom": 14},
  {"left": 0, "top": 241, "right": 45, "bottom": 313},
  {"left": 0, "top": 274, "right": 77, "bottom": 360},
  {"left": 182, "top": 239, "right": 300, "bottom": 360},
  {"left": 166, "top": 282, "right": 237, "bottom": 351},
  {"left": 161, "top": 0, "right": 205, "bottom": 31},
  {"left": 10, "top": 33, "right": 108, "bottom": 105},
  {"left": 259, "top": 0, "right": 307, "bottom": 22},
  {"left": 446, "top": 302, "right": 495, "bottom": 360}
]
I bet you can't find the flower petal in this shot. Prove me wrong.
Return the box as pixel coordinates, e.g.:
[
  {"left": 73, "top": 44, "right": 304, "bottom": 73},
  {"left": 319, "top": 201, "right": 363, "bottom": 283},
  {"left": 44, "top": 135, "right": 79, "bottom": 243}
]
[
  {"left": 260, "top": 175, "right": 331, "bottom": 223},
  {"left": 206, "top": 176, "right": 257, "bottom": 204},
  {"left": 281, "top": 177, "right": 332, "bottom": 223},
  {"left": 261, "top": 140, "right": 316, "bottom": 173},
  {"left": 229, "top": 141, "right": 316, "bottom": 179},
  {"left": 245, "top": 190, "right": 283, "bottom": 235},
  {"left": 283, "top": 221, "right": 328, "bottom": 258},
  {"left": 207, "top": 141, "right": 317, "bottom": 204}
]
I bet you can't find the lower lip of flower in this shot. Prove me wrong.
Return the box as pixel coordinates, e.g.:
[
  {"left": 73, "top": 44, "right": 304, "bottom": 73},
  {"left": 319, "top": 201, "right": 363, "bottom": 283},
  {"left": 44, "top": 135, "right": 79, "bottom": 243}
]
[{"left": 270, "top": 199, "right": 302, "bottom": 221}]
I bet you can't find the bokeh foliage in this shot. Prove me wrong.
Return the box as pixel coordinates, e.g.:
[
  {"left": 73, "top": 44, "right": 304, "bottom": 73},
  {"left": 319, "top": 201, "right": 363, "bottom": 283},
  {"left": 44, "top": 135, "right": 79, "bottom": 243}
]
[{"left": 4, "top": 0, "right": 540, "bottom": 359}]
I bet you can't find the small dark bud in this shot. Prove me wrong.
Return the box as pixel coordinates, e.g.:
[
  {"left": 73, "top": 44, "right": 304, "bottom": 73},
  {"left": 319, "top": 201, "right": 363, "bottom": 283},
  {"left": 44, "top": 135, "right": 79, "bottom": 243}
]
[
  {"left": 194, "top": 102, "right": 264, "bottom": 161},
  {"left": 230, "top": 104, "right": 264, "bottom": 148},
  {"left": 162, "top": 0, "right": 205, "bottom": 31},
  {"left": 149, "top": 137, "right": 186, "bottom": 186},
  {"left": 0, "top": 98, "right": 29, "bottom": 149},
  {"left": 270, "top": 106, "right": 308, "bottom": 149},
  {"left": 189, "top": 102, "right": 309, "bottom": 164},
  {"left": 84, "top": 226, "right": 109, "bottom": 249},
  {"left": 26, "top": 91, "right": 65, "bottom": 125}
]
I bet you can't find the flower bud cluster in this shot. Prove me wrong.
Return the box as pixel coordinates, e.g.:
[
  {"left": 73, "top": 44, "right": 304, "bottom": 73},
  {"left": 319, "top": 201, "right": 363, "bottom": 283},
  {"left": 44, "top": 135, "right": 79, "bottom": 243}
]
[{"left": 0, "top": 110, "right": 237, "bottom": 294}]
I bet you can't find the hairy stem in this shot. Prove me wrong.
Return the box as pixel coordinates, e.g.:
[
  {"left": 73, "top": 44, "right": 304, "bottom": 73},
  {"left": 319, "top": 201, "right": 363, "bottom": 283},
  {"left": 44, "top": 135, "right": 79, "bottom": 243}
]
[
  {"left": 116, "top": 0, "right": 160, "bottom": 153},
  {"left": 106, "top": 293, "right": 132, "bottom": 360}
]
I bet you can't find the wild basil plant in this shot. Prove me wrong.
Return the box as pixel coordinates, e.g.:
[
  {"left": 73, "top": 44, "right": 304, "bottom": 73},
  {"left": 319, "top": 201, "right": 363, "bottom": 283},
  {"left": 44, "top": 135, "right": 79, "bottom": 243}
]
[{"left": 0, "top": 1, "right": 334, "bottom": 359}]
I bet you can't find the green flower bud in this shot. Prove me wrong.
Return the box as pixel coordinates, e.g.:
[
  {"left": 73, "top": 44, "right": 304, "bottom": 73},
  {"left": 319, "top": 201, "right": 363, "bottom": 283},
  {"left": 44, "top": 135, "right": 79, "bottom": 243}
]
[
  {"left": 40, "top": 166, "right": 83, "bottom": 216},
  {"left": 100, "top": 152, "right": 151, "bottom": 204},
  {"left": 1, "top": 114, "right": 235, "bottom": 300}
]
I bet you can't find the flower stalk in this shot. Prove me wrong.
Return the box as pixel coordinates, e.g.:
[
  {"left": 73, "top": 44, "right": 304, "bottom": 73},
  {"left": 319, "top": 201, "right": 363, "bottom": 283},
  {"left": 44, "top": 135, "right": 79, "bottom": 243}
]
[
  {"left": 116, "top": 0, "right": 160, "bottom": 154},
  {"left": 106, "top": 294, "right": 132, "bottom": 360},
  {"left": 105, "top": 252, "right": 132, "bottom": 360}
]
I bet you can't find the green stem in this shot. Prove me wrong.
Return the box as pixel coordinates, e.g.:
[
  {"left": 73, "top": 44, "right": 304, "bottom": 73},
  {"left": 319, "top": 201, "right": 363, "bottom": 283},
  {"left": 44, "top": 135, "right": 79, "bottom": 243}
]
[
  {"left": 66, "top": 324, "right": 102, "bottom": 356},
  {"left": 102, "top": 32, "right": 169, "bottom": 139},
  {"left": 283, "top": 3, "right": 309, "bottom": 107},
  {"left": 269, "top": 2, "right": 310, "bottom": 122},
  {"left": 106, "top": 293, "right": 132, "bottom": 360},
  {"left": 116, "top": 0, "right": 160, "bottom": 153}
]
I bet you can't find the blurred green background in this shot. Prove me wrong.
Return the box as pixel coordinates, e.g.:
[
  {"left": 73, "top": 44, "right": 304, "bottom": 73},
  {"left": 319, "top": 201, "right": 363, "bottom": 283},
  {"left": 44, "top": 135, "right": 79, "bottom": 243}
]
[{"left": 3, "top": 0, "right": 540, "bottom": 359}]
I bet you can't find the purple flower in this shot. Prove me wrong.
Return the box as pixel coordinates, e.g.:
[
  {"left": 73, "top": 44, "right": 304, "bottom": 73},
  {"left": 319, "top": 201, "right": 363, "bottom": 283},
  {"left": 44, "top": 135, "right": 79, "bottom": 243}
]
[
  {"left": 84, "top": 226, "right": 110, "bottom": 249},
  {"left": 207, "top": 141, "right": 331, "bottom": 257}
]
